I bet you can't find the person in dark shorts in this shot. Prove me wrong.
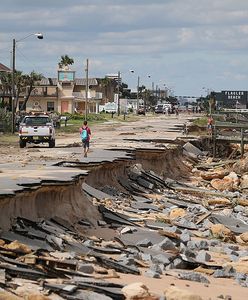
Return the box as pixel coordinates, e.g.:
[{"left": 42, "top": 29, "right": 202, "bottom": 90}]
[
  {"left": 80, "top": 121, "right": 91, "bottom": 157},
  {"left": 207, "top": 115, "right": 213, "bottom": 135}
]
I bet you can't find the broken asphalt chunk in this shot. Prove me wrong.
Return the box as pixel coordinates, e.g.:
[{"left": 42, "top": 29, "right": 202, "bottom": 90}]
[
  {"left": 177, "top": 271, "right": 210, "bottom": 284},
  {"left": 213, "top": 266, "right": 236, "bottom": 278},
  {"left": 0, "top": 263, "right": 47, "bottom": 280},
  {"left": 43, "top": 282, "right": 78, "bottom": 294},
  {"left": 72, "top": 283, "right": 125, "bottom": 300},
  {"left": 65, "top": 290, "right": 113, "bottom": 300},
  {"left": 210, "top": 214, "right": 248, "bottom": 234},
  {"left": 0, "top": 231, "right": 53, "bottom": 251},
  {"left": 99, "top": 205, "right": 141, "bottom": 227},
  {"left": 95, "top": 255, "right": 140, "bottom": 275},
  {"left": 144, "top": 268, "right": 161, "bottom": 278},
  {"left": 82, "top": 183, "right": 114, "bottom": 200},
  {"left": 150, "top": 237, "right": 178, "bottom": 252}
]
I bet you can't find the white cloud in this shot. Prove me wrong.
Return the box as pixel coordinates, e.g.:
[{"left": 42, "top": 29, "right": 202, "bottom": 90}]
[{"left": 1, "top": 0, "right": 248, "bottom": 95}]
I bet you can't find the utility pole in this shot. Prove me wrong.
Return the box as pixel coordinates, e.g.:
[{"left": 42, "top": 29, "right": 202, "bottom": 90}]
[
  {"left": 164, "top": 84, "right": 167, "bottom": 100},
  {"left": 85, "top": 58, "right": 89, "bottom": 121},
  {"left": 10, "top": 33, "right": 43, "bottom": 133},
  {"left": 156, "top": 85, "right": 158, "bottom": 103},
  {"left": 11, "top": 39, "right": 16, "bottom": 134},
  {"left": 117, "top": 71, "right": 120, "bottom": 116},
  {"left": 136, "top": 76, "right": 140, "bottom": 114}
]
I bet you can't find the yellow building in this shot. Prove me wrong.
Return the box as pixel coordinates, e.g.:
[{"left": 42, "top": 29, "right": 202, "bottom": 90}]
[{"left": 19, "top": 70, "right": 103, "bottom": 114}]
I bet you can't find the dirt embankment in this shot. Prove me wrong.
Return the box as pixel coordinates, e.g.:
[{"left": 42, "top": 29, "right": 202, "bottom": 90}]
[{"left": 0, "top": 145, "right": 189, "bottom": 230}]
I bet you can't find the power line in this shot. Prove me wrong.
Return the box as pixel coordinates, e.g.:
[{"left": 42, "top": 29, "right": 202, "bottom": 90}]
[{"left": 15, "top": 48, "right": 45, "bottom": 74}]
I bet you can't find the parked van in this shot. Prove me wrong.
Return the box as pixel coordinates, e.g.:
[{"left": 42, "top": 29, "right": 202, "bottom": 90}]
[
  {"left": 155, "top": 104, "right": 164, "bottom": 113},
  {"left": 155, "top": 103, "right": 172, "bottom": 114}
]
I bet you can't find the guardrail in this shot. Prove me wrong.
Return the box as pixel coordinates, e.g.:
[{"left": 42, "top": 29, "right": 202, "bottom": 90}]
[{"left": 213, "top": 121, "right": 248, "bottom": 158}]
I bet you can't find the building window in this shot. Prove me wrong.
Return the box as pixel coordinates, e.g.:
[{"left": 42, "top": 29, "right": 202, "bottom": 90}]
[
  {"left": 47, "top": 101, "right": 55, "bottom": 112},
  {"left": 18, "top": 101, "right": 26, "bottom": 111}
]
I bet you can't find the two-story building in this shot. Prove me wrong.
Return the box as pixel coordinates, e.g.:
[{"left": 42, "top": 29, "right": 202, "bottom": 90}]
[
  {"left": 0, "top": 63, "right": 12, "bottom": 108},
  {"left": 20, "top": 69, "right": 104, "bottom": 114},
  {"left": 0, "top": 65, "right": 119, "bottom": 114}
]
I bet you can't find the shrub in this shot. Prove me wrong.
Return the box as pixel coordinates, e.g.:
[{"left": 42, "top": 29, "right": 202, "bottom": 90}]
[{"left": 0, "top": 108, "right": 12, "bottom": 132}]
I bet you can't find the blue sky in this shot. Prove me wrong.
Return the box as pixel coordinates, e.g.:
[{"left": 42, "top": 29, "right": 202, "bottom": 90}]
[{"left": 1, "top": 0, "right": 248, "bottom": 97}]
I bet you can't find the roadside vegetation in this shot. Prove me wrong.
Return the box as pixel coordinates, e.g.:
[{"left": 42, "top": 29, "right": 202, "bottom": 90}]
[
  {"left": 0, "top": 112, "right": 141, "bottom": 144},
  {"left": 192, "top": 116, "right": 208, "bottom": 127},
  {"left": 0, "top": 108, "right": 12, "bottom": 132},
  {"left": 57, "top": 112, "right": 140, "bottom": 134}
]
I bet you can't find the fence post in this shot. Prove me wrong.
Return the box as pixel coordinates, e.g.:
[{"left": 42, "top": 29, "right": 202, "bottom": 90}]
[{"left": 241, "top": 128, "right": 244, "bottom": 158}]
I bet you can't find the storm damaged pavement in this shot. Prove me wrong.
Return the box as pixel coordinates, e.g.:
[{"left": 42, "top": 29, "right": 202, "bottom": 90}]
[{"left": 0, "top": 115, "right": 248, "bottom": 299}]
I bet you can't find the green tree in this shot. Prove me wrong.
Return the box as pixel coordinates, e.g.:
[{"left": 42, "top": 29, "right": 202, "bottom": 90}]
[
  {"left": 120, "top": 82, "right": 131, "bottom": 98},
  {"left": 0, "top": 72, "right": 12, "bottom": 108},
  {"left": 19, "top": 71, "right": 43, "bottom": 111},
  {"left": 99, "top": 77, "right": 117, "bottom": 103},
  {"left": 142, "top": 88, "right": 151, "bottom": 111},
  {"left": 0, "top": 108, "right": 11, "bottom": 132},
  {"left": 58, "top": 55, "right": 74, "bottom": 69}
]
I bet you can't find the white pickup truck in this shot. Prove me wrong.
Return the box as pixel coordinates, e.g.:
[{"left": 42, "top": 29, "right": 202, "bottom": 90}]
[{"left": 19, "top": 114, "right": 56, "bottom": 148}]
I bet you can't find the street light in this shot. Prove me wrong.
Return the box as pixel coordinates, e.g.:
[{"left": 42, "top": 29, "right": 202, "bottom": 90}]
[
  {"left": 129, "top": 71, "right": 139, "bottom": 113},
  {"left": 117, "top": 71, "right": 121, "bottom": 116},
  {"left": 11, "top": 32, "right": 43, "bottom": 133},
  {"left": 129, "top": 70, "right": 139, "bottom": 113},
  {"left": 85, "top": 58, "right": 89, "bottom": 121},
  {"left": 130, "top": 71, "right": 152, "bottom": 114}
]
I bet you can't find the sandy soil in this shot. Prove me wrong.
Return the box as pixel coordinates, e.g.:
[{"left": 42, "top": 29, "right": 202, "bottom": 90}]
[
  {"left": 0, "top": 113, "right": 193, "bottom": 163},
  {"left": 1, "top": 113, "right": 247, "bottom": 300},
  {"left": 112, "top": 272, "right": 247, "bottom": 300}
]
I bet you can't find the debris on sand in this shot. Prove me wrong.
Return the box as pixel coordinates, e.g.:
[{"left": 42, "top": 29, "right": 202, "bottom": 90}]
[{"left": 1, "top": 140, "right": 248, "bottom": 299}]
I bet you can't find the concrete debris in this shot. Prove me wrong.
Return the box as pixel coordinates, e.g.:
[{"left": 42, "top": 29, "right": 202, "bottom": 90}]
[
  {"left": 164, "top": 286, "right": 203, "bottom": 300},
  {"left": 136, "top": 238, "right": 153, "bottom": 247},
  {"left": 144, "top": 269, "right": 161, "bottom": 279},
  {"left": 2, "top": 140, "right": 248, "bottom": 299},
  {"left": 183, "top": 142, "right": 204, "bottom": 157},
  {"left": 213, "top": 266, "right": 236, "bottom": 278},
  {"left": 150, "top": 253, "right": 170, "bottom": 265},
  {"left": 180, "top": 230, "right": 191, "bottom": 243},
  {"left": 77, "top": 263, "right": 94, "bottom": 274},
  {"left": 121, "top": 282, "right": 151, "bottom": 299},
  {"left": 151, "top": 238, "right": 177, "bottom": 252},
  {"left": 210, "top": 224, "right": 235, "bottom": 241},
  {"left": 3, "top": 240, "right": 32, "bottom": 254},
  {"left": 239, "top": 232, "right": 248, "bottom": 243},
  {"left": 169, "top": 208, "right": 186, "bottom": 219},
  {"left": 177, "top": 271, "right": 210, "bottom": 284},
  {"left": 195, "top": 250, "right": 211, "bottom": 262}
]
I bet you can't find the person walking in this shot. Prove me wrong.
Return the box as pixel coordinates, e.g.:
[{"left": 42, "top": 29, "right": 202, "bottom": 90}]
[
  {"left": 207, "top": 115, "right": 213, "bottom": 135},
  {"left": 80, "top": 120, "right": 91, "bottom": 157}
]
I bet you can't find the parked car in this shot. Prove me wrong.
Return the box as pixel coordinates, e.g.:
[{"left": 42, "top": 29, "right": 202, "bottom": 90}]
[
  {"left": 155, "top": 104, "right": 165, "bottom": 114},
  {"left": 19, "top": 113, "right": 55, "bottom": 148},
  {"left": 137, "top": 106, "right": 145, "bottom": 115},
  {"left": 102, "top": 102, "right": 117, "bottom": 113},
  {"left": 155, "top": 103, "right": 172, "bottom": 114}
]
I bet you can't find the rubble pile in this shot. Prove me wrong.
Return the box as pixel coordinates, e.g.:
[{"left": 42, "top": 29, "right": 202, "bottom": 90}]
[{"left": 0, "top": 142, "right": 248, "bottom": 299}]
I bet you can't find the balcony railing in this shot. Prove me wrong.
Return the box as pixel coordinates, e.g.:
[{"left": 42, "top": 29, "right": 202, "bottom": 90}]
[
  {"left": 72, "top": 92, "right": 102, "bottom": 100},
  {"left": 0, "top": 92, "right": 12, "bottom": 97},
  {"left": 30, "top": 88, "right": 58, "bottom": 97}
]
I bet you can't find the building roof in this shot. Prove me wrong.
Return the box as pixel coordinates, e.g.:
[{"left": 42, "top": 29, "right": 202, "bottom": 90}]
[
  {"left": 0, "top": 63, "right": 11, "bottom": 72},
  {"left": 39, "top": 77, "right": 98, "bottom": 86},
  {"left": 40, "top": 78, "right": 58, "bottom": 86},
  {"left": 75, "top": 78, "right": 98, "bottom": 86}
]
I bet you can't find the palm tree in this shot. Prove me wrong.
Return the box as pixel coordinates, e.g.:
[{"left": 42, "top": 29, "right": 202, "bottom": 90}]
[
  {"left": 99, "top": 77, "right": 116, "bottom": 103},
  {"left": 19, "top": 71, "right": 43, "bottom": 111},
  {"left": 58, "top": 55, "right": 74, "bottom": 69},
  {"left": 0, "top": 72, "right": 12, "bottom": 108}
]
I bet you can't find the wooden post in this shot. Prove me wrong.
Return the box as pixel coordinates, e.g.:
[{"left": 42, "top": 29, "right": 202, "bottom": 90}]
[
  {"left": 213, "top": 125, "right": 216, "bottom": 158},
  {"left": 241, "top": 128, "right": 244, "bottom": 158},
  {"left": 85, "top": 58, "right": 89, "bottom": 121}
]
